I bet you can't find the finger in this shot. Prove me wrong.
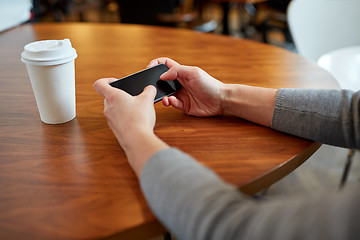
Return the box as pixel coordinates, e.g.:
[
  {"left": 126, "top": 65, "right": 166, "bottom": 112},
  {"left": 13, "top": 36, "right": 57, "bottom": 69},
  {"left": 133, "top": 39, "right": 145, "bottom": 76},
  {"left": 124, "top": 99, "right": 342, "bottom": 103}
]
[
  {"left": 162, "top": 96, "right": 170, "bottom": 107},
  {"left": 167, "top": 96, "right": 184, "bottom": 111},
  {"left": 160, "top": 64, "right": 193, "bottom": 85},
  {"left": 94, "top": 78, "right": 118, "bottom": 98},
  {"left": 160, "top": 65, "right": 179, "bottom": 81},
  {"left": 147, "top": 59, "right": 162, "bottom": 68},
  {"left": 95, "top": 78, "right": 131, "bottom": 104},
  {"left": 140, "top": 85, "right": 157, "bottom": 102},
  {"left": 147, "top": 57, "right": 180, "bottom": 69}
]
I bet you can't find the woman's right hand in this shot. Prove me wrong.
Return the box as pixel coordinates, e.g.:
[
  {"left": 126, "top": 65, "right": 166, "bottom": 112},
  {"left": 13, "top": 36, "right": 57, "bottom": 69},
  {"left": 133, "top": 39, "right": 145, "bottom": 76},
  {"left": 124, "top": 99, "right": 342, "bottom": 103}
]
[{"left": 147, "top": 58, "right": 226, "bottom": 117}]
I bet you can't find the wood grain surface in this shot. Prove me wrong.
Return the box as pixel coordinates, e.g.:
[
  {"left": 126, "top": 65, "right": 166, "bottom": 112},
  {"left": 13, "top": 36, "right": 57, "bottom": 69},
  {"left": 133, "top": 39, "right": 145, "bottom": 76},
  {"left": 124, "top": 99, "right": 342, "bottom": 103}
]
[{"left": 0, "top": 23, "right": 338, "bottom": 239}]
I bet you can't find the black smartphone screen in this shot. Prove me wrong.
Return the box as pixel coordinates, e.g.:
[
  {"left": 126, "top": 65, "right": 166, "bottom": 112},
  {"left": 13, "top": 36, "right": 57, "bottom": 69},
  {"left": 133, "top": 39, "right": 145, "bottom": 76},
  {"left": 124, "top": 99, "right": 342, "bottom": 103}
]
[{"left": 109, "top": 64, "right": 182, "bottom": 103}]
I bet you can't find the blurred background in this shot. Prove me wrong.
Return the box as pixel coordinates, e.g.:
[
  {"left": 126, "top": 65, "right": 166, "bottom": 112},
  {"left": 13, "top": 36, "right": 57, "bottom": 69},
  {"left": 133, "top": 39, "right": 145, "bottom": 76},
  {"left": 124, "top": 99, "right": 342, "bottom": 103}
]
[{"left": 1, "top": 0, "right": 294, "bottom": 51}]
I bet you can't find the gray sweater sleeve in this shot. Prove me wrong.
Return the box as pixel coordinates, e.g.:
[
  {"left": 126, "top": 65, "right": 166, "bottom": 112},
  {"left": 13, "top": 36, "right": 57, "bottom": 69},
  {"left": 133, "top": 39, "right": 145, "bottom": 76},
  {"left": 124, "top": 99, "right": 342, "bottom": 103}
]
[
  {"left": 272, "top": 89, "right": 360, "bottom": 148},
  {"left": 140, "top": 89, "right": 360, "bottom": 240},
  {"left": 141, "top": 149, "right": 360, "bottom": 240}
]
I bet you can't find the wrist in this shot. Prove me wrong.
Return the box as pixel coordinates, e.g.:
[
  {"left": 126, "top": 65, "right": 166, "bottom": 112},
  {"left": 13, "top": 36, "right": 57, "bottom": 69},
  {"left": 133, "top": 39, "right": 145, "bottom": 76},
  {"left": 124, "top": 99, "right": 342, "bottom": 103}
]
[
  {"left": 219, "top": 84, "right": 278, "bottom": 127},
  {"left": 220, "top": 84, "right": 242, "bottom": 116},
  {"left": 119, "top": 128, "right": 169, "bottom": 177},
  {"left": 119, "top": 126, "right": 153, "bottom": 148}
]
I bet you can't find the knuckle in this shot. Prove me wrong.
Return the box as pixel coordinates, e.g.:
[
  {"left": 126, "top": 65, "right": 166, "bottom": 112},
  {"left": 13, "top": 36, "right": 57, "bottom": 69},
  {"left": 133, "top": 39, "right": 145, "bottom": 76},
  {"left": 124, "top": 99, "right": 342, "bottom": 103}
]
[{"left": 191, "top": 66, "right": 202, "bottom": 75}]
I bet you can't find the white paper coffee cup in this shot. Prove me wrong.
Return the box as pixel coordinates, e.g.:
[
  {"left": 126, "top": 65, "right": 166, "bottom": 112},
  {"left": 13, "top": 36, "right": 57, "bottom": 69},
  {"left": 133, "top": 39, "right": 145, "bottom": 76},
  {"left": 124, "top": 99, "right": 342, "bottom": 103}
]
[{"left": 21, "top": 39, "right": 77, "bottom": 124}]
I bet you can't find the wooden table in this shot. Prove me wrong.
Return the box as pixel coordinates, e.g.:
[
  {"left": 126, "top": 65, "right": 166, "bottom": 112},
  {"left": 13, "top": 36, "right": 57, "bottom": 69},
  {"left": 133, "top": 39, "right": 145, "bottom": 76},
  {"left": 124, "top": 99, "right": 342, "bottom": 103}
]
[{"left": 0, "top": 23, "right": 338, "bottom": 240}]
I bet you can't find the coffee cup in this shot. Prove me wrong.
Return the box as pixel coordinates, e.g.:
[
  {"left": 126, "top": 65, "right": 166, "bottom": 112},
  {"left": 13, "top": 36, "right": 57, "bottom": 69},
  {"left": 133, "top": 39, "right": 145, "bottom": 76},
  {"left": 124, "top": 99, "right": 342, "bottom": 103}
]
[{"left": 21, "top": 39, "right": 77, "bottom": 124}]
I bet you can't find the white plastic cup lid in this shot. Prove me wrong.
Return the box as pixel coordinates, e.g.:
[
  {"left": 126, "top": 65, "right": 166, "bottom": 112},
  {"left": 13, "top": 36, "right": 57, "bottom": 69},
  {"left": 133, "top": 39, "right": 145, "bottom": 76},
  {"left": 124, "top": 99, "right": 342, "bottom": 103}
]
[{"left": 21, "top": 39, "right": 77, "bottom": 66}]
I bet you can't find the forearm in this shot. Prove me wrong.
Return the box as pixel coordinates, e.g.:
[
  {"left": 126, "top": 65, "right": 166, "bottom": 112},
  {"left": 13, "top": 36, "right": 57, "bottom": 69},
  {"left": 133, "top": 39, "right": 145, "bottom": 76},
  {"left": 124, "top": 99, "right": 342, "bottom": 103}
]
[
  {"left": 221, "top": 84, "right": 278, "bottom": 127},
  {"left": 221, "top": 86, "right": 360, "bottom": 148}
]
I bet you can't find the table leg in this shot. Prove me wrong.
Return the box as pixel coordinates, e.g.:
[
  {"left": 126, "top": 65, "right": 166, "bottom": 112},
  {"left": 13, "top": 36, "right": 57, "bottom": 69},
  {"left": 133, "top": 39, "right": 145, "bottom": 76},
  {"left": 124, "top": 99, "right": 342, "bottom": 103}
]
[
  {"left": 163, "top": 232, "right": 172, "bottom": 240},
  {"left": 221, "top": 2, "right": 230, "bottom": 35}
]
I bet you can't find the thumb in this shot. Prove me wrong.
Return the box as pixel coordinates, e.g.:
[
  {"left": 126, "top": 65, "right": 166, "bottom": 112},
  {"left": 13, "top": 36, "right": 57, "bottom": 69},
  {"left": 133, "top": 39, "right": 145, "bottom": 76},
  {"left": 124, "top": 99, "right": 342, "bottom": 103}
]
[
  {"left": 160, "top": 65, "right": 179, "bottom": 81},
  {"left": 140, "top": 85, "right": 157, "bottom": 102},
  {"left": 94, "top": 77, "right": 118, "bottom": 98}
]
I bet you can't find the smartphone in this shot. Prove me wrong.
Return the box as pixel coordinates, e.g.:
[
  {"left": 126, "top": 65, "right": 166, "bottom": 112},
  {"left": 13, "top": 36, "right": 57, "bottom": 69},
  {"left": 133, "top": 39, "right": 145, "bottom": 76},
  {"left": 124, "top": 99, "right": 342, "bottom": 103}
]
[{"left": 109, "top": 64, "right": 182, "bottom": 103}]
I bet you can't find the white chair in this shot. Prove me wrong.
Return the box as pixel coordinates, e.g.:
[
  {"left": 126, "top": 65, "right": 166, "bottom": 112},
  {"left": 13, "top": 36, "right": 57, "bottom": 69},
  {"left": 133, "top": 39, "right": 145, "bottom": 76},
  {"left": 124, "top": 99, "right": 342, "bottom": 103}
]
[
  {"left": 287, "top": 0, "right": 360, "bottom": 188},
  {"left": 0, "top": 0, "right": 32, "bottom": 33},
  {"left": 318, "top": 46, "right": 360, "bottom": 91},
  {"left": 287, "top": 0, "right": 360, "bottom": 62},
  {"left": 318, "top": 46, "right": 360, "bottom": 187}
]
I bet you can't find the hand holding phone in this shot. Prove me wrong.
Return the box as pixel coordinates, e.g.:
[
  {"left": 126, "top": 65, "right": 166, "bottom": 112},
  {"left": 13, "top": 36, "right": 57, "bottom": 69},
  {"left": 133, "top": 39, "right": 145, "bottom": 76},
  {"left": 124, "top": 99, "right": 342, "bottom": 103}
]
[{"left": 109, "top": 64, "right": 182, "bottom": 103}]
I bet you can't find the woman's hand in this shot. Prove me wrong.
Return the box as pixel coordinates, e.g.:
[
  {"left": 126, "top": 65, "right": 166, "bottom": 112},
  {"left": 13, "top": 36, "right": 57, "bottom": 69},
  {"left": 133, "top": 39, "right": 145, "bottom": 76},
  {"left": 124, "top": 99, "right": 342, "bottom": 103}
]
[
  {"left": 148, "top": 58, "right": 226, "bottom": 117},
  {"left": 148, "top": 58, "right": 278, "bottom": 126},
  {"left": 94, "top": 78, "right": 156, "bottom": 145},
  {"left": 94, "top": 78, "right": 168, "bottom": 177}
]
